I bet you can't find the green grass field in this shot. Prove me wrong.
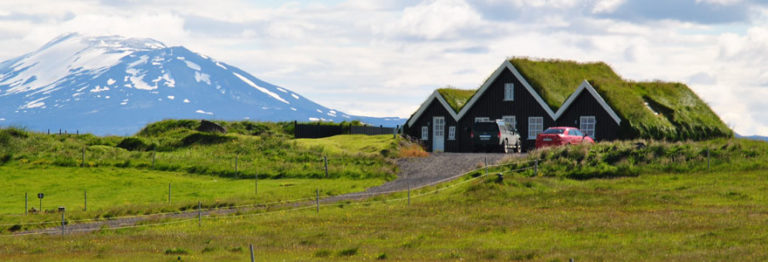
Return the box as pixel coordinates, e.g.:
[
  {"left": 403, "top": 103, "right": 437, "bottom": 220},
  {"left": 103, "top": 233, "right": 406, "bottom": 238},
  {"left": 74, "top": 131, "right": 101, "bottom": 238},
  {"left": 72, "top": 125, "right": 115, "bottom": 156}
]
[
  {"left": 2, "top": 168, "right": 768, "bottom": 261},
  {"left": 0, "top": 164, "right": 384, "bottom": 230}
]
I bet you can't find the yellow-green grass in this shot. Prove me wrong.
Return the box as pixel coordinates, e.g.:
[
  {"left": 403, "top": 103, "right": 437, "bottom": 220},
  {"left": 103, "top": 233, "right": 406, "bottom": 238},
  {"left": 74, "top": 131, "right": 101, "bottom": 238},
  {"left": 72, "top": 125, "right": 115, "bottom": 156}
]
[
  {"left": 0, "top": 126, "right": 400, "bottom": 180},
  {"left": 436, "top": 87, "right": 477, "bottom": 112},
  {"left": 4, "top": 168, "right": 768, "bottom": 261},
  {"left": 0, "top": 164, "right": 384, "bottom": 229}
]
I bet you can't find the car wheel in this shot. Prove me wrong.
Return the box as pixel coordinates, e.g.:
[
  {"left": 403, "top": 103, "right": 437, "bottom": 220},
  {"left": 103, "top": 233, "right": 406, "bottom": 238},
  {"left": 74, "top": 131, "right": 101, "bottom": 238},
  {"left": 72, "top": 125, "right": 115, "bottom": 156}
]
[
  {"left": 502, "top": 140, "right": 509, "bottom": 154},
  {"left": 515, "top": 141, "right": 521, "bottom": 153}
]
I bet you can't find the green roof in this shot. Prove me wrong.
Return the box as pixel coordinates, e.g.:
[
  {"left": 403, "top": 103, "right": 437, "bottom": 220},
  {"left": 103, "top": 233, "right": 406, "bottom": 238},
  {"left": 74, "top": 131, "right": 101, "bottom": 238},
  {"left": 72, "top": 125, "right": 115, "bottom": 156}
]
[
  {"left": 428, "top": 58, "right": 732, "bottom": 140},
  {"left": 437, "top": 88, "right": 477, "bottom": 112}
]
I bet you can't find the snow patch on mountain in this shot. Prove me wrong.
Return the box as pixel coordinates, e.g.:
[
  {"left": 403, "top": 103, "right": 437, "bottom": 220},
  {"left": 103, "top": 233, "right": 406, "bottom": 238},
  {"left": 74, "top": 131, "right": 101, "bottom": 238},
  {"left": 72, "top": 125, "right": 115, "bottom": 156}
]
[{"left": 232, "top": 72, "right": 289, "bottom": 104}]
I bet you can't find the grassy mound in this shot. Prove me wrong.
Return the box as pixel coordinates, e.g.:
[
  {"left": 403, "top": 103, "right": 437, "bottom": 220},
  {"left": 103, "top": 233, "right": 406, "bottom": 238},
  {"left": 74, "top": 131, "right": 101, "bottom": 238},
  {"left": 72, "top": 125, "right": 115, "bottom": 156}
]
[
  {"left": 0, "top": 120, "right": 408, "bottom": 180},
  {"left": 501, "top": 138, "right": 768, "bottom": 179}
]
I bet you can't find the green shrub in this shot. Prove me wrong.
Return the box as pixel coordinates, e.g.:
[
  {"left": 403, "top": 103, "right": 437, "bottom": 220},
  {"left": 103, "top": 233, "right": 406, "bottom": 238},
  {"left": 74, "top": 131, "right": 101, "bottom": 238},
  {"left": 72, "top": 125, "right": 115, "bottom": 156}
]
[
  {"left": 164, "top": 248, "right": 188, "bottom": 255},
  {"left": 116, "top": 137, "right": 154, "bottom": 151}
]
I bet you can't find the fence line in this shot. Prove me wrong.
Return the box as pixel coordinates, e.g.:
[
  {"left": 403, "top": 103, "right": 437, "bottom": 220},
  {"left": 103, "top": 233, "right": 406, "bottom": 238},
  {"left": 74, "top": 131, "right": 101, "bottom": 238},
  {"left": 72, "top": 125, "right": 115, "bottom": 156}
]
[{"left": 1, "top": 159, "right": 535, "bottom": 237}]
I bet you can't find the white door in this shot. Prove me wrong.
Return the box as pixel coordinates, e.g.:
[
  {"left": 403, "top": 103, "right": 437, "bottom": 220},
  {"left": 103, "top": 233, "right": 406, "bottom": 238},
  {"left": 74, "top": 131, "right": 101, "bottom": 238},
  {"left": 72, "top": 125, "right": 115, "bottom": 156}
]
[{"left": 432, "top": 117, "right": 445, "bottom": 152}]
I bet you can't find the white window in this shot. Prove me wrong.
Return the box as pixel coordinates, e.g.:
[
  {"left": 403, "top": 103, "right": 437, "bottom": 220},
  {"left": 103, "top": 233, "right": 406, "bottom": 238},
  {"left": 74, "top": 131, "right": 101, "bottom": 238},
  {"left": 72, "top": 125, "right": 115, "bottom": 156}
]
[
  {"left": 528, "top": 117, "right": 543, "bottom": 140},
  {"left": 421, "top": 126, "right": 428, "bottom": 140},
  {"left": 504, "top": 83, "right": 514, "bottom": 101},
  {"left": 448, "top": 126, "right": 456, "bottom": 140},
  {"left": 502, "top": 115, "right": 516, "bottom": 131},
  {"left": 433, "top": 117, "right": 445, "bottom": 137},
  {"left": 580, "top": 116, "right": 596, "bottom": 138},
  {"left": 475, "top": 117, "right": 490, "bottom": 122}
]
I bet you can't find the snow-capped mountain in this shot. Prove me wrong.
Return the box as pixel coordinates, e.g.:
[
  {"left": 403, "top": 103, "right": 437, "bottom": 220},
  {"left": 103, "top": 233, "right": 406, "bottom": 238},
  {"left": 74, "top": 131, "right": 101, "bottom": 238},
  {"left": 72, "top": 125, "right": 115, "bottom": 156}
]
[{"left": 0, "top": 33, "right": 404, "bottom": 135}]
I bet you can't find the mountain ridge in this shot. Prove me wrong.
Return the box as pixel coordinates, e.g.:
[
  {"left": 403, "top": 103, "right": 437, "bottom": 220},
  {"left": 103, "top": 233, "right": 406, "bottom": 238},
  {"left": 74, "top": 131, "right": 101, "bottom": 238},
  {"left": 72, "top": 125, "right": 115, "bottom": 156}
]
[{"left": 0, "top": 33, "right": 403, "bottom": 135}]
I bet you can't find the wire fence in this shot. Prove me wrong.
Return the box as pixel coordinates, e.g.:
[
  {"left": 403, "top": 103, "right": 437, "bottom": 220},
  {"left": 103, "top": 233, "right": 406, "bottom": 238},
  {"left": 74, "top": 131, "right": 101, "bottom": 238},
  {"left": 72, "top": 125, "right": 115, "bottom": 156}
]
[{"left": 1, "top": 156, "right": 540, "bottom": 237}]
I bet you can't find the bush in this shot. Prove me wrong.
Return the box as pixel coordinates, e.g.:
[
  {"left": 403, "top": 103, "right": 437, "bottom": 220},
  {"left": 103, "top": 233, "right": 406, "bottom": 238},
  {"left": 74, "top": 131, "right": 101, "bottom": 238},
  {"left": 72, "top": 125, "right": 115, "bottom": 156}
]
[
  {"left": 164, "top": 248, "right": 188, "bottom": 255},
  {"left": 116, "top": 137, "right": 154, "bottom": 151},
  {"left": 181, "top": 133, "right": 234, "bottom": 146}
]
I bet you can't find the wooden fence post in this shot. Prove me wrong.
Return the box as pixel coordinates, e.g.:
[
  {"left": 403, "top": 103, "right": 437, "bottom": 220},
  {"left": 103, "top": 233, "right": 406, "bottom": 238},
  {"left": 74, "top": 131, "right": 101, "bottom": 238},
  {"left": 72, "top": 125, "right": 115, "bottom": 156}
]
[
  {"left": 198, "top": 201, "right": 202, "bottom": 227},
  {"left": 84, "top": 190, "right": 87, "bottom": 211},
  {"left": 315, "top": 189, "right": 320, "bottom": 213},
  {"left": 324, "top": 156, "right": 328, "bottom": 178},
  {"left": 534, "top": 160, "right": 539, "bottom": 176},
  {"left": 24, "top": 192, "right": 27, "bottom": 216},
  {"left": 407, "top": 182, "right": 411, "bottom": 205},
  {"left": 61, "top": 209, "right": 65, "bottom": 236},
  {"left": 168, "top": 183, "right": 172, "bottom": 204},
  {"left": 249, "top": 244, "right": 255, "bottom": 262},
  {"left": 81, "top": 146, "right": 85, "bottom": 167}
]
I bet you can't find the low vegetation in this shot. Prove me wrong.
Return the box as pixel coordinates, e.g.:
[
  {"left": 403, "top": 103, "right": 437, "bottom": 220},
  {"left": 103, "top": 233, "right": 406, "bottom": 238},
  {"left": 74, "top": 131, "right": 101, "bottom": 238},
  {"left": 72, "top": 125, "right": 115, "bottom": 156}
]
[
  {"left": 501, "top": 138, "right": 768, "bottom": 179},
  {"left": 0, "top": 120, "right": 403, "bottom": 180},
  {"left": 3, "top": 165, "right": 768, "bottom": 261}
]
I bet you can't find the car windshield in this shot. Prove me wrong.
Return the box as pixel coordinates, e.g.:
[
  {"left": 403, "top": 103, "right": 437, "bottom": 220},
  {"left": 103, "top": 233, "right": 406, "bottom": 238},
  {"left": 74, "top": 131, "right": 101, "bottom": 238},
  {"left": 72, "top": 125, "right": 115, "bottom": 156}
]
[
  {"left": 473, "top": 123, "right": 499, "bottom": 132},
  {"left": 543, "top": 128, "right": 565, "bottom": 134}
]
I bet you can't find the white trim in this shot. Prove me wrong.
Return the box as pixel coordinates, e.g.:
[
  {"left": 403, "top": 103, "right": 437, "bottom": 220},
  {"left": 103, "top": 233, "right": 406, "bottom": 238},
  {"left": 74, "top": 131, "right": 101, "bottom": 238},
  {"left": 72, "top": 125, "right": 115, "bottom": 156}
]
[
  {"left": 457, "top": 60, "right": 556, "bottom": 120},
  {"left": 406, "top": 90, "right": 460, "bottom": 128},
  {"left": 555, "top": 80, "right": 621, "bottom": 125}
]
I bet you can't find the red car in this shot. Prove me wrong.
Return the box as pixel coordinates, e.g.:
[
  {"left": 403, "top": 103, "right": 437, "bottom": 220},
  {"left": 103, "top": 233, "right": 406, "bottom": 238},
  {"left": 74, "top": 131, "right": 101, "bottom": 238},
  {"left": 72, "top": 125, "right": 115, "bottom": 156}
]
[{"left": 535, "top": 127, "right": 594, "bottom": 149}]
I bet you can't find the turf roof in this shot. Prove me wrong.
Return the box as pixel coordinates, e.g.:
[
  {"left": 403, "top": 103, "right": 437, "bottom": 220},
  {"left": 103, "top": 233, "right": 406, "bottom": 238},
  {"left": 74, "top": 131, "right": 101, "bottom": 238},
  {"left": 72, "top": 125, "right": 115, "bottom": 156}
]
[
  {"left": 429, "top": 58, "right": 732, "bottom": 140},
  {"left": 437, "top": 88, "right": 477, "bottom": 112}
]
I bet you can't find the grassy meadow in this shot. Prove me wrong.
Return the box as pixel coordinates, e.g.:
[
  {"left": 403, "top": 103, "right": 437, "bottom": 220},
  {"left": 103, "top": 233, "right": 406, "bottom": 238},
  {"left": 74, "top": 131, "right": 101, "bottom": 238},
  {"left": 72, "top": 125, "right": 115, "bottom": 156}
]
[{"left": 3, "top": 167, "right": 768, "bottom": 261}]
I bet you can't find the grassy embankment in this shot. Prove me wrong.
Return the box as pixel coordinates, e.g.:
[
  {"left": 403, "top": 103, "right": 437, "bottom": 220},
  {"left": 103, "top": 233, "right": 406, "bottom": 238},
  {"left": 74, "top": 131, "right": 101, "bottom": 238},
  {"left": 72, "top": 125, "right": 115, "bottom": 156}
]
[
  {"left": 3, "top": 139, "right": 768, "bottom": 261},
  {"left": 0, "top": 121, "right": 411, "bottom": 230}
]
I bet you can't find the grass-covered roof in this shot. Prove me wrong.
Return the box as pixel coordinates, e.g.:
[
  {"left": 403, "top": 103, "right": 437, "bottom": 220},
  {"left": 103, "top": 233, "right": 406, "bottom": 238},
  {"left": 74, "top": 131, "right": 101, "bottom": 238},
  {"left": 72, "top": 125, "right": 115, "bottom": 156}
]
[
  {"left": 437, "top": 87, "right": 477, "bottom": 112},
  {"left": 429, "top": 57, "right": 732, "bottom": 140}
]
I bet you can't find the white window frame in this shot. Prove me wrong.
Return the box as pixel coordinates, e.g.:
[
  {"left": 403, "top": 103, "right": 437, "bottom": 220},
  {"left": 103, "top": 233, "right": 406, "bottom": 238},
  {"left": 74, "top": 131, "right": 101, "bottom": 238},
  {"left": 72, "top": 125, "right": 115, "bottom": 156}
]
[
  {"left": 448, "top": 126, "right": 456, "bottom": 140},
  {"left": 421, "top": 126, "right": 429, "bottom": 140},
  {"left": 528, "top": 117, "right": 543, "bottom": 140},
  {"left": 504, "top": 83, "right": 514, "bottom": 101},
  {"left": 502, "top": 115, "right": 516, "bottom": 131},
  {"left": 475, "top": 117, "right": 490, "bottom": 123},
  {"left": 433, "top": 117, "right": 445, "bottom": 137},
  {"left": 580, "top": 116, "right": 596, "bottom": 138}
]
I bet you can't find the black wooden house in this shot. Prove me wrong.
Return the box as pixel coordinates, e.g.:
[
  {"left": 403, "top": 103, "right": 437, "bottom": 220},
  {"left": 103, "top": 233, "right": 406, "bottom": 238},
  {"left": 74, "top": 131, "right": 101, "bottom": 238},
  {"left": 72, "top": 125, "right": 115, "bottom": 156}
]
[{"left": 405, "top": 58, "right": 625, "bottom": 152}]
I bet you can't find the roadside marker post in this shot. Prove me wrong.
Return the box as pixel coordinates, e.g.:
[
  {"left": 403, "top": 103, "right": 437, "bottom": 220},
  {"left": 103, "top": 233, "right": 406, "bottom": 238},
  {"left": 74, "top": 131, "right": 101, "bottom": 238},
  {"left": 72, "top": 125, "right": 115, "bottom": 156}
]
[
  {"left": 534, "top": 160, "right": 539, "bottom": 176},
  {"left": 37, "top": 193, "right": 44, "bottom": 212},
  {"left": 84, "top": 190, "right": 87, "bottom": 212},
  {"left": 315, "top": 189, "right": 320, "bottom": 213},
  {"left": 484, "top": 156, "right": 488, "bottom": 176},
  {"left": 24, "top": 192, "right": 28, "bottom": 215},
  {"left": 198, "top": 201, "right": 202, "bottom": 227},
  {"left": 168, "top": 183, "right": 172, "bottom": 204}
]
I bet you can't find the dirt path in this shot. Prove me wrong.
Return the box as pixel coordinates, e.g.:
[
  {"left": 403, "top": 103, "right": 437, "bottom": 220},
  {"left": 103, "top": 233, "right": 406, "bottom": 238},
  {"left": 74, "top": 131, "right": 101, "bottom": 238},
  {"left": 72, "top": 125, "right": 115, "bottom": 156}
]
[{"left": 18, "top": 153, "right": 520, "bottom": 235}]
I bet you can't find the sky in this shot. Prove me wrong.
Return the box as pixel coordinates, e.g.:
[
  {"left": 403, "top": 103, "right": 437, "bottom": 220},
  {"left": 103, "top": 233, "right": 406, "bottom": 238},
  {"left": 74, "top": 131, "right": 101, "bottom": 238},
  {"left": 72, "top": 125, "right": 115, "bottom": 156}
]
[{"left": 1, "top": 0, "right": 768, "bottom": 135}]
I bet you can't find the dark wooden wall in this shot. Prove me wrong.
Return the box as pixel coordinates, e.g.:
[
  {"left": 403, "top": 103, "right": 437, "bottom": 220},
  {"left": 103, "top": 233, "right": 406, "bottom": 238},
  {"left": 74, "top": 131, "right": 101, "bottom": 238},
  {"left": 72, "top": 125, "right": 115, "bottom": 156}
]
[
  {"left": 405, "top": 99, "right": 458, "bottom": 152},
  {"left": 457, "top": 69, "right": 555, "bottom": 151},
  {"left": 555, "top": 90, "right": 619, "bottom": 141}
]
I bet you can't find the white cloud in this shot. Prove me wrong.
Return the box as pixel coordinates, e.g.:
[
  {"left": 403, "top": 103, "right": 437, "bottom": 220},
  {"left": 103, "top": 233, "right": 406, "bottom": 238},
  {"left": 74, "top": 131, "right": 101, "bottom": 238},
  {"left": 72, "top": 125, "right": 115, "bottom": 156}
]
[{"left": 0, "top": 0, "right": 768, "bottom": 135}]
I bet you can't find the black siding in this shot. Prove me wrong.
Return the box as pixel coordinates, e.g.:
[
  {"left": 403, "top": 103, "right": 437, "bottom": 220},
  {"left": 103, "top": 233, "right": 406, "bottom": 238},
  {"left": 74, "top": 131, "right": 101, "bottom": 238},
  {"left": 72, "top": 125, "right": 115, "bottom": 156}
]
[
  {"left": 458, "top": 69, "right": 555, "bottom": 151},
  {"left": 555, "top": 90, "right": 620, "bottom": 141},
  {"left": 405, "top": 99, "right": 459, "bottom": 152}
]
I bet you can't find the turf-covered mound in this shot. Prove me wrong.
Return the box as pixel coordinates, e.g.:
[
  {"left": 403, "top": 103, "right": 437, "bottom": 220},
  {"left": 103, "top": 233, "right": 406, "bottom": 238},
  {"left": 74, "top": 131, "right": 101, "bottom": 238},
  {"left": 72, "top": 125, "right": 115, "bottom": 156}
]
[{"left": 501, "top": 138, "right": 768, "bottom": 179}]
